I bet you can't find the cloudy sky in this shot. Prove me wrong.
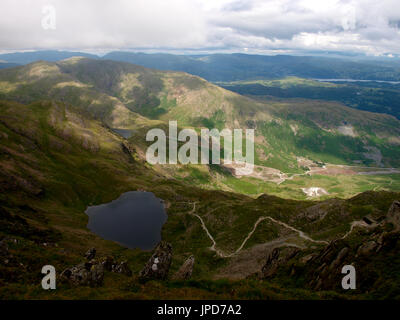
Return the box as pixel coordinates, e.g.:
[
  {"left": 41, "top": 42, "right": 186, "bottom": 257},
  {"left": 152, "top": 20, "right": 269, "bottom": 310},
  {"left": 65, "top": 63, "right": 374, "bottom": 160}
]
[{"left": 1, "top": 0, "right": 400, "bottom": 56}]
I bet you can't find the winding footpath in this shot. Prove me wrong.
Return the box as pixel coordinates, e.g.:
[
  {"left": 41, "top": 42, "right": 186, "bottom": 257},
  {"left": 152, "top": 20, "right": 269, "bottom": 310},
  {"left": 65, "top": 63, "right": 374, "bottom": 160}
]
[
  {"left": 261, "top": 216, "right": 328, "bottom": 245},
  {"left": 188, "top": 202, "right": 328, "bottom": 258},
  {"left": 189, "top": 203, "right": 227, "bottom": 257},
  {"left": 340, "top": 220, "right": 373, "bottom": 240}
]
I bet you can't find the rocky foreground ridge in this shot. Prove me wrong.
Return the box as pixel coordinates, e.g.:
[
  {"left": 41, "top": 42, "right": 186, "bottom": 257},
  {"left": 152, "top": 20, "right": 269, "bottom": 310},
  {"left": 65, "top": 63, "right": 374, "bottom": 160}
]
[{"left": 254, "top": 200, "right": 400, "bottom": 294}]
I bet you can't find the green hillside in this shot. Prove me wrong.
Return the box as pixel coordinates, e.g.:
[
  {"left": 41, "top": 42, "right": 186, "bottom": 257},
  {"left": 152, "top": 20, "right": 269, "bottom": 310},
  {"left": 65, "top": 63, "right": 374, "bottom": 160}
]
[
  {"left": 0, "top": 100, "right": 400, "bottom": 299},
  {"left": 0, "top": 59, "right": 399, "bottom": 200}
]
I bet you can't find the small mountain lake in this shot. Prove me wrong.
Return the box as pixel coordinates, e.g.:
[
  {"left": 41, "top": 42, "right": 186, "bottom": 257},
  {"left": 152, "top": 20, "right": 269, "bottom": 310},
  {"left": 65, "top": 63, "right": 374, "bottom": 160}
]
[
  {"left": 85, "top": 191, "right": 167, "bottom": 250},
  {"left": 111, "top": 128, "right": 134, "bottom": 139}
]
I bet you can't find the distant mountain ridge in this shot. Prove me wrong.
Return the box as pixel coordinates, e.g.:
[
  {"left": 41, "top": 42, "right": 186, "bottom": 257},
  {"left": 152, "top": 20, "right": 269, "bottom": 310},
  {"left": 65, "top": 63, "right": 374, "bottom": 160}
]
[
  {"left": 103, "top": 52, "right": 400, "bottom": 82},
  {"left": 2, "top": 50, "right": 400, "bottom": 82},
  {"left": 0, "top": 50, "right": 97, "bottom": 65}
]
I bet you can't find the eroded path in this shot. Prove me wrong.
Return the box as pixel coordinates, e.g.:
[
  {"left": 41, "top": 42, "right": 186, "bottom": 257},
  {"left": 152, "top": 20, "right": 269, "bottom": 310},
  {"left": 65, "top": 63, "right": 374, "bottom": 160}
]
[
  {"left": 340, "top": 220, "right": 374, "bottom": 239},
  {"left": 188, "top": 202, "right": 328, "bottom": 258}
]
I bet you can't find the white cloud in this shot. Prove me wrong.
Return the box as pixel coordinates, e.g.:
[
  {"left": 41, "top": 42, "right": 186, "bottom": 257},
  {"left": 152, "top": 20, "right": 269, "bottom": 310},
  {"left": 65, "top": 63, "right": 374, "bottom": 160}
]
[{"left": 0, "top": 0, "right": 400, "bottom": 55}]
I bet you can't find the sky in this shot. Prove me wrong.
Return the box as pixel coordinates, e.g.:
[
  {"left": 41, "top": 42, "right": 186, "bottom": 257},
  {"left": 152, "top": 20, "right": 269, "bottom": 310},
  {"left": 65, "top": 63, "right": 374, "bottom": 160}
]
[{"left": 1, "top": 0, "right": 400, "bottom": 56}]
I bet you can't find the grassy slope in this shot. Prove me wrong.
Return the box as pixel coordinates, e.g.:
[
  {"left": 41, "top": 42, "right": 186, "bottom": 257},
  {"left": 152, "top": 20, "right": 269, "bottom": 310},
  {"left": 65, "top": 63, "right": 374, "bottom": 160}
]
[
  {"left": 0, "top": 100, "right": 399, "bottom": 299},
  {"left": 0, "top": 100, "right": 329, "bottom": 299}
]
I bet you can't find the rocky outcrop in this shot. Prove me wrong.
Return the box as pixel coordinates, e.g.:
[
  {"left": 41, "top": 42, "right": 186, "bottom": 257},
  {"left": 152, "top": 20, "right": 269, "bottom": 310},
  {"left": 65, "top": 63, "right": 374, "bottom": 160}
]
[
  {"left": 386, "top": 200, "right": 400, "bottom": 231},
  {"left": 139, "top": 241, "right": 172, "bottom": 282},
  {"left": 303, "top": 240, "right": 351, "bottom": 290},
  {"left": 112, "top": 261, "right": 132, "bottom": 276},
  {"left": 260, "top": 247, "right": 300, "bottom": 279},
  {"left": 172, "top": 255, "right": 195, "bottom": 280},
  {"left": 61, "top": 249, "right": 133, "bottom": 286},
  {"left": 97, "top": 255, "right": 132, "bottom": 276},
  {"left": 261, "top": 248, "right": 280, "bottom": 278},
  {"left": 85, "top": 247, "right": 96, "bottom": 260},
  {"left": 288, "top": 225, "right": 400, "bottom": 292},
  {"left": 61, "top": 261, "right": 104, "bottom": 287}
]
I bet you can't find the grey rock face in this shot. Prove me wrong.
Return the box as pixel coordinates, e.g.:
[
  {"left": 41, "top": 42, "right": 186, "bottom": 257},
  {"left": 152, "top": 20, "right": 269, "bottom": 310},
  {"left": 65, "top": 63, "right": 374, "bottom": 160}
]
[
  {"left": 386, "top": 200, "right": 400, "bottom": 231},
  {"left": 139, "top": 241, "right": 172, "bottom": 282},
  {"left": 172, "top": 255, "right": 195, "bottom": 280}
]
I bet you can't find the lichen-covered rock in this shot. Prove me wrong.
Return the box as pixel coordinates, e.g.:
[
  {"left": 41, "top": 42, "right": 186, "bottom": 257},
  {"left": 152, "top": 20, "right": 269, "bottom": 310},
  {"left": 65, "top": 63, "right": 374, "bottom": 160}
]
[
  {"left": 112, "top": 261, "right": 132, "bottom": 276},
  {"left": 84, "top": 247, "right": 96, "bottom": 260},
  {"left": 61, "top": 262, "right": 104, "bottom": 287},
  {"left": 89, "top": 263, "right": 105, "bottom": 286},
  {"left": 386, "top": 200, "right": 400, "bottom": 231},
  {"left": 172, "top": 256, "right": 195, "bottom": 280},
  {"left": 139, "top": 241, "right": 172, "bottom": 282}
]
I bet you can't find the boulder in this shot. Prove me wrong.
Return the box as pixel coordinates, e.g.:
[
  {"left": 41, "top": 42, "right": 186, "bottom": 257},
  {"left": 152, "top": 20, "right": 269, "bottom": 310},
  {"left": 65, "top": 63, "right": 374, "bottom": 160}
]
[
  {"left": 61, "top": 262, "right": 104, "bottom": 287},
  {"left": 112, "top": 261, "right": 132, "bottom": 276},
  {"left": 89, "top": 263, "right": 105, "bottom": 286},
  {"left": 172, "top": 256, "right": 195, "bottom": 280},
  {"left": 84, "top": 247, "right": 96, "bottom": 260},
  {"left": 139, "top": 241, "right": 172, "bottom": 282}
]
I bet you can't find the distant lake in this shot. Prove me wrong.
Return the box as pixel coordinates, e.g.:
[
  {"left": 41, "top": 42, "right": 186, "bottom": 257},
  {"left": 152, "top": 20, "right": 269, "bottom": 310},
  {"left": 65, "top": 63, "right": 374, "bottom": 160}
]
[
  {"left": 86, "top": 191, "right": 167, "bottom": 250},
  {"left": 314, "top": 78, "right": 400, "bottom": 84}
]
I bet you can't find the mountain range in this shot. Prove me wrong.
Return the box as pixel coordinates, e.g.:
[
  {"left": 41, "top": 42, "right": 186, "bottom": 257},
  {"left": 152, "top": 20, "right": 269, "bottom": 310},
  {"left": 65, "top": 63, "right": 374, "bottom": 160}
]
[
  {"left": 2, "top": 50, "right": 400, "bottom": 121},
  {"left": 2, "top": 50, "right": 400, "bottom": 81}
]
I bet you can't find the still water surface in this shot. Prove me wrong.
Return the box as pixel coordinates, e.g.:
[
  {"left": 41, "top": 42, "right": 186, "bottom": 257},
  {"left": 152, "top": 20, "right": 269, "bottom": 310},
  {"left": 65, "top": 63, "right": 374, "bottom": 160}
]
[{"left": 86, "top": 191, "right": 167, "bottom": 250}]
